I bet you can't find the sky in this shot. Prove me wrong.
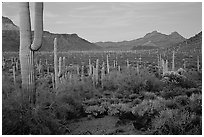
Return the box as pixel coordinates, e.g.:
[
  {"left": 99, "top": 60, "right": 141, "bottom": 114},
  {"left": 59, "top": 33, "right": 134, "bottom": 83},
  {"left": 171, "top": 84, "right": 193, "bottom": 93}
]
[{"left": 2, "top": 2, "right": 202, "bottom": 42}]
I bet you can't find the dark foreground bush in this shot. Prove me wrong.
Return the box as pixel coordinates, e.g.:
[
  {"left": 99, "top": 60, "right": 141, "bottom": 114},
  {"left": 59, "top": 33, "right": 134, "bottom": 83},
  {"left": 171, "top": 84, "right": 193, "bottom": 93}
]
[
  {"left": 2, "top": 93, "right": 67, "bottom": 135},
  {"left": 152, "top": 109, "right": 202, "bottom": 135}
]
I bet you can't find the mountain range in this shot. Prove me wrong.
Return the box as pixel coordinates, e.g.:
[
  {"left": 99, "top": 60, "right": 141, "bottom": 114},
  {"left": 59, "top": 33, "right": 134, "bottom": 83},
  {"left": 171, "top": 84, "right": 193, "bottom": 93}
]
[
  {"left": 2, "top": 16, "right": 101, "bottom": 52},
  {"left": 2, "top": 16, "right": 200, "bottom": 52},
  {"left": 95, "top": 30, "right": 186, "bottom": 50}
]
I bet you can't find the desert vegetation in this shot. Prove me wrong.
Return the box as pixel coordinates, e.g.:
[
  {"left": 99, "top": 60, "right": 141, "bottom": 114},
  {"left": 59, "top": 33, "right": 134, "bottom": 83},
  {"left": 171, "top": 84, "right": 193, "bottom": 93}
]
[
  {"left": 2, "top": 2, "right": 202, "bottom": 135},
  {"left": 2, "top": 44, "right": 202, "bottom": 134}
]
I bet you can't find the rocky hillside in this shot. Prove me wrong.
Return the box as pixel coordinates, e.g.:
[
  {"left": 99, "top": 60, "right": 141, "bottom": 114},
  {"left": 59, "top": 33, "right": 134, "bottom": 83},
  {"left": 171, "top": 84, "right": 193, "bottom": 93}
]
[
  {"left": 96, "top": 31, "right": 186, "bottom": 50},
  {"left": 2, "top": 16, "right": 102, "bottom": 52},
  {"left": 169, "top": 31, "right": 202, "bottom": 52}
]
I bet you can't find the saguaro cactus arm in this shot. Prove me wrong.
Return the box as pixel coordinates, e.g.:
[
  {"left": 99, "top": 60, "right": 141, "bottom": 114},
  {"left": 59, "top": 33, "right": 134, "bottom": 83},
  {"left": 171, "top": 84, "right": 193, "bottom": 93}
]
[{"left": 30, "top": 2, "right": 43, "bottom": 51}]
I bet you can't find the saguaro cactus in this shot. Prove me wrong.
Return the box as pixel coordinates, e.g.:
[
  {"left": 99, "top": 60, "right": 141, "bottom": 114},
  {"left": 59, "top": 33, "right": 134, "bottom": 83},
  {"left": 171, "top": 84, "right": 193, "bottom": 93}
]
[
  {"left": 19, "top": 2, "right": 43, "bottom": 104},
  {"left": 13, "top": 65, "right": 16, "bottom": 86},
  {"left": 88, "top": 59, "right": 92, "bottom": 76},
  {"left": 107, "top": 55, "right": 110, "bottom": 74},
  {"left": 126, "top": 59, "right": 130, "bottom": 69},
  {"left": 54, "top": 38, "right": 60, "bottom": 89},
  {"left": 197, "top": 56, "right": 200, "bottom": 71},
  {"left": 95, "top": 59, "right": 99, "bottom": 85},
  {"left": 172, "top": 51, "right": 175, "bottom": 71},
  {"left": 101, "top": 62, "right": 105, "bottom": 87}
]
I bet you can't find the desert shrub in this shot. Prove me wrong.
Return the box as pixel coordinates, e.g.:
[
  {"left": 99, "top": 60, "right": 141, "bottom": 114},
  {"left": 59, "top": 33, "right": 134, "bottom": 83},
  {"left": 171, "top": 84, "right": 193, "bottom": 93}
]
[
  {"left": 2, "top": 73, "right": 22, "bottom": 99},
  {"left": 160, "top": 87, "right": 186, "bottom": 99},
  {"left": 131, "top": 98, "right": 142, "bottom": 107},
  {"left": 54, "top": 91, "right": 84, "bottom": 120},
  {"left": 103, "top": 68, "right": 162, "bottom": 94},
  {"left": 102, "top": 71, "right": 123, "bottom": 91},
  {"left": 143, "top": 76, "right": 163, "bottom": 92},
  {"left": 163, "top": 99, "right": 179, "bottom": 109},
  {"left": 131, "top": 98, "right": 166, "bottom": 130},
  {"left": 162, "top": 71, "right": 197, "bottom": 88},
  {"left": 102, "top": 90, "right": 113, "bottom": 97},
  {"left": 109, "top": 97, "right": 120, "bottom": 104},
  {"left": 101, "top": 101, "right": 111, "bottom": 110},
  {"left": 185, "top": 88, "right": 201, "bottom": 97},
  {"left": 2, "top": 92, "right": 66, "bottom": 135},
  {"left": 57, "top": 79, "right": 96, "bottom": 100},
  {"left": 142, "top": 92, "right": 158, "bottom": 100},
  {"left": 107, "top": 103, "right": 132, "bottom": 119},
  {"left": 188, "top": 93, "right": 202, "bottom": 115},
  {"left": 129, "top": 93, "right": 139, "bottom": 100},
  {"left": 174, "top": 95, "right": 190, "bottom": 107},
  {"left": 152, "top": 109, "right": 202, "bottom": 135},
  {"left": 183, "top": 70, "right": 202, "bottom": 82},
  {"left": 85, "top": 105, "right": 106, "bottom": 118},
  {"left": 83, "top": 98, "right": 100, "bottom": 106},
  {"left": 114, "top": 92, "right": 124, "bottom": 99}
]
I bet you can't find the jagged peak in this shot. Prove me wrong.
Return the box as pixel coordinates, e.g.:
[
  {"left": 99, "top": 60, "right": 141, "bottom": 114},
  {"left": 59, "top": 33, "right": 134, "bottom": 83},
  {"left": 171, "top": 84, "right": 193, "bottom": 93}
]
[
  {"left": 170, "top": 31, "right": 180, "bottom": 36},
  {"left": 144, "top": 30, "right": 163, "bottom": 38}
]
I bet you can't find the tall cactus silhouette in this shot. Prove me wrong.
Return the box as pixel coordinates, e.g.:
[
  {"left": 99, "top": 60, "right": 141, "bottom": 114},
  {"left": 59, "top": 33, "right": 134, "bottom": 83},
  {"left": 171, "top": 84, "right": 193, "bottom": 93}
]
[
  {"left": 19, "top": 2, "right": 43, "bottom": 105},
  {"left": 197, "top": 56, "right": 200, "bottom": 71},
  {"left": 54, "top": 38, "right": 60, "bottom": 89},
  {"left": 106, "top": 55, "right": 110, "bottom": 74},
  {"left": 172, "top": 51, "right": 175, "bottom": 71}
]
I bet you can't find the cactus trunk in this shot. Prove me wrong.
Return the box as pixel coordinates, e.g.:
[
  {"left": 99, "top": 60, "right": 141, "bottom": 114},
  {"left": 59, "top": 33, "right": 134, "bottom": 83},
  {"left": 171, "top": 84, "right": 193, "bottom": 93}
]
[
  {"left": 197, "top": 56, "right": 200, "bottom": 71},
  {"left": 172, "top": 51, "right": 175, "bottom": 71},
  {"left": 19, "top": 2, "right": 43, "bottom": 105},
  {"left": 107, "top": 55, "right": 110, "bottom": 74},
  {"left": 54, "top": 38, "right": 59, "bottom": 89}
]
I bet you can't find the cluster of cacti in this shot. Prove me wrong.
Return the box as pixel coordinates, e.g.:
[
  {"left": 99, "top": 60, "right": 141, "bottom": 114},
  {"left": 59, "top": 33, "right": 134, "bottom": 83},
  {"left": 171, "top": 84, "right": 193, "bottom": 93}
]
[
  {"left": 53, "top": 38, "right": 70, "bottom": 90},
  {"left": 19, "top": 2, "right": 43, "bottom": 105},
  {"left": 158, "top": 54, "right": 169, "bottom": 75}
]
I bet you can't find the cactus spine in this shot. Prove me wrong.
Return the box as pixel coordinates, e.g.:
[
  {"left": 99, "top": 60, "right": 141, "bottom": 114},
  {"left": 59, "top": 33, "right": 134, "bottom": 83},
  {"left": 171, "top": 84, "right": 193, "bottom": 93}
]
[{"left": 19, "top": 2, "right": 43, "bottom": 105}]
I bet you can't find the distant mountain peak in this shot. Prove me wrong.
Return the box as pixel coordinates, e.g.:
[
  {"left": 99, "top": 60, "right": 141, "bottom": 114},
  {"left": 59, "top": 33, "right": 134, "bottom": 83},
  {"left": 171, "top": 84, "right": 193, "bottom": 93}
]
[
  {"left": 170, "top": 31, "right": 180, "bottom": 36},
  {"left": 144, "top": 30, "right": 162, "bottom": 38}
]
